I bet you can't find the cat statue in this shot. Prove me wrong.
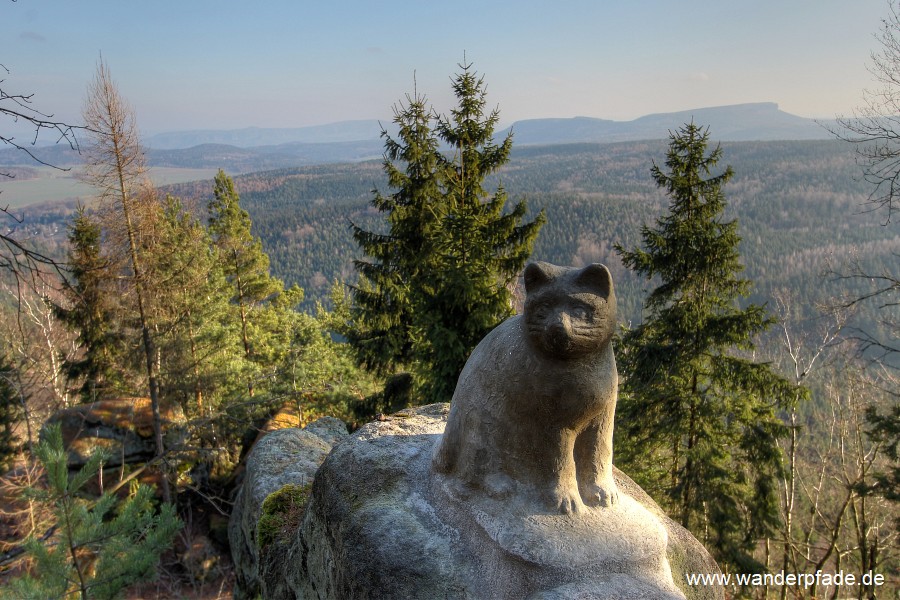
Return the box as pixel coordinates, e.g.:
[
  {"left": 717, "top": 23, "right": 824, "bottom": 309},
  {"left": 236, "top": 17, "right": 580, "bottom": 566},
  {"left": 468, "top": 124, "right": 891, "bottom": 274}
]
[{"left": 432, "top": 261, "right": 619, "bottom": 514}]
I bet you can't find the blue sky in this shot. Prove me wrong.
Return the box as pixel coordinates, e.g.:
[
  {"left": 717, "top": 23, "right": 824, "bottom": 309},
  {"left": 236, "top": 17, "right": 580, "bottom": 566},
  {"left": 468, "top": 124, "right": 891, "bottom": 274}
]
[{"left": 2, "top": 1, "right": 892, "bottom": 136}]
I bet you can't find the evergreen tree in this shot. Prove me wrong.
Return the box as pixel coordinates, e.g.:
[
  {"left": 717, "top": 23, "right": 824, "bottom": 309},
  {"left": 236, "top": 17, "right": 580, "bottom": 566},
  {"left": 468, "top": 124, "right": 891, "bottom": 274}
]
[
  {"left": 349, "top": 92, "right": 442, "bottom": 375},
  {"left": 866, "top": 403, "right": 900, "bottom": 532},
  {"left": 208, "top": 170, "right": 283, "bottom": 397},
  {"left": 0, "top": 425, "right": 181, "bottom": 600},
  {"left": 57, "top": 205, "right": 123, "bottom": 402},
  {"left": 244, "top": 283, "right": 304, "bottom": 390},
  {"left": 0, "top": 355, "right": 21, "bottom": 470},
  {"left": 149, "top": 195, "right": 234, "bottom": 417},
  {"left": 614, "top": 123, "right": 796, "bottom": 572},
  {"left": 350, "top": 64, "right": 544, "bottom": 404},
  {"left": 418, "top": 63, "right": 544, "bottom": 402}
]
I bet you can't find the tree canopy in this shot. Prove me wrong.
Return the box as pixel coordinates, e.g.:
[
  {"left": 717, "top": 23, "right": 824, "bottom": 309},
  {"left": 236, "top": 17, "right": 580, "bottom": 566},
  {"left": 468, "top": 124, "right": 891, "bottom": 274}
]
[
  {"left": 615, "top": 122, "right": 798, "bottom": 572},
  {"left": 350, "top": 63, "right": 544, "bottom": 404}
]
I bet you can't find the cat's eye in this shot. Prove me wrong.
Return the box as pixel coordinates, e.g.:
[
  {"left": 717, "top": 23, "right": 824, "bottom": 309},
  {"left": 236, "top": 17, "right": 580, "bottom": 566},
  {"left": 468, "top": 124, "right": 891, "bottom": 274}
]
[
  {"left": 571, "top": 307, "right": 590, "bottom": 320},
  {"left": 530, "top": 304, "right": 548, "bottom": 319}
]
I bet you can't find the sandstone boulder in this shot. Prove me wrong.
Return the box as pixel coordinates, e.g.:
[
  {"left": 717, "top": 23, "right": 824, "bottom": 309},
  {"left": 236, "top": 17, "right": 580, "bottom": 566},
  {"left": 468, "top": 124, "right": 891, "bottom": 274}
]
[
  {"left": 42, "top": 397, "right": 185, "bottom": 468},
  {"left": 273, "top": 404, "right": 723, "bottom": 600},
  {"left": 228, "top": 416, "right": 348, "bottom": 600}
]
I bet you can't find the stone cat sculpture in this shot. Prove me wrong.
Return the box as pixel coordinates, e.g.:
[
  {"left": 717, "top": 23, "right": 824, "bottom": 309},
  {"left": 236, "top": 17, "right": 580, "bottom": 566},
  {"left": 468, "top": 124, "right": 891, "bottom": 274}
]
[{"left": 432, "top": 261, "right": 619, "bottom": 514}]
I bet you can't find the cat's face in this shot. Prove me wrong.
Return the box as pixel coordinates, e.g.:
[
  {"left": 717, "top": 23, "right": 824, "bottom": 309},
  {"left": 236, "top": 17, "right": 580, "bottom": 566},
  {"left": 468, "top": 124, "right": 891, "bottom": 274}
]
[{"left": 523, "top": 262, "right": 616, "bottom": 358}]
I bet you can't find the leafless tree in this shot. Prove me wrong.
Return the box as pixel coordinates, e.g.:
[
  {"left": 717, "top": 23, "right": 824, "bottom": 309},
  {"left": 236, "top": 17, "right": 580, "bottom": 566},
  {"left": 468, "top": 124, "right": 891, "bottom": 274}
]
[
  {"left": 827, "top": 2, "right": 900, "bottom": 379},
  {"left": 0, "top": 112, "right": 75, "bottom": 532},
  {"left": 0, "top": 281, "right": 78, "bottom": 447},
  {"left": 833, "top": 2, "right": 900, "bottom": 223},
  {"left": 767, "top": 365, "right": 898, "bottom": 600},
  {"left": 768, "top": 290, "right": 848, "bottom": 600},
  {"left": 81, "top": 59, "right": 170, "bottom": 502},
  {"left": 826, "top": 12, "right": 900, "bottom": 568}
]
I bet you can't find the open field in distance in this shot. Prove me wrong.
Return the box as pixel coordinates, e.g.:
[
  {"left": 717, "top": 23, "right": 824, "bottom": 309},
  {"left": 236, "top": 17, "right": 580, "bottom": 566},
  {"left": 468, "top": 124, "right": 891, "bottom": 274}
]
[{"left": 0, "top": 166, "right": 220, "bottom": 208}]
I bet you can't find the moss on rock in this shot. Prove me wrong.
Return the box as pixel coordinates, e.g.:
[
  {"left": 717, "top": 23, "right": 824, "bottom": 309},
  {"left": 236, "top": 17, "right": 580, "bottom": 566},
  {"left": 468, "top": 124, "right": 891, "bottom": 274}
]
[{"left": 257, "top": 483, "right": 312, "bottom": 550}]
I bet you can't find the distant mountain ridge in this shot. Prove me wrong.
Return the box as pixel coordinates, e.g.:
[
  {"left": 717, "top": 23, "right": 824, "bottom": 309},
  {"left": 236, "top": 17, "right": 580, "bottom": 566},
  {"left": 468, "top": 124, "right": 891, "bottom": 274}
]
[
  {"left": 498, "top": 103, "right": 832, "bottom": 145},
  {"left": 1, "top": 103, "right": 836, "bottom": 173},
  {"left": 143, "top": 102, "right": 831, "bottom": 150}
]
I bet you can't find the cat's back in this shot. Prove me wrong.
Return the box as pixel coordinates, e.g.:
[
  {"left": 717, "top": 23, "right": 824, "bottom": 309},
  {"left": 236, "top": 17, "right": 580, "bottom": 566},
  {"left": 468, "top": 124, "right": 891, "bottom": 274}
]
[
  {"left": 450, "top": 315, "right": 530, "bottom": 407},
  {"left": 433, "top": 314, "right": 533, "bottom": 476}
]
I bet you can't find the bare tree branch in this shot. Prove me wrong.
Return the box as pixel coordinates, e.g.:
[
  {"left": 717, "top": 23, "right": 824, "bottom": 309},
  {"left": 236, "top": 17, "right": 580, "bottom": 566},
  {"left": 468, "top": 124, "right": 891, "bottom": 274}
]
[
  {"left": 825, "top": 251, "right": 900, "bottom": 372},
  {"left": 0, "top": 62, "right": 90, "bottom": 285},
  {"left": 828, "top": 2, "right": 900, "bottom": 223},
  {"left": 0, "top": 63, "right": 86, "bottom": 180},
  {"left": 823, "top": 4, "right": 900, "bottom": 372}
]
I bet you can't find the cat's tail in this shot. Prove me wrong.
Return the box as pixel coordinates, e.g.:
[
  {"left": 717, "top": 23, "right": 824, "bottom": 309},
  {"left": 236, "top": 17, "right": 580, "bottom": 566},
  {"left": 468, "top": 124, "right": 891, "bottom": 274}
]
[{"left": 432, "top": 413, "right": 459, "bottom": 474}]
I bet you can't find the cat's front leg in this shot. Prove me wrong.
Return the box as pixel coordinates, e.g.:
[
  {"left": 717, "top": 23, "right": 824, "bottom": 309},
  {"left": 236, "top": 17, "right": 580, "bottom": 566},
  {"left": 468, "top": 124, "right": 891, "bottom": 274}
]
[
  {"left": 574, "top": 417, "right": 619, "bottom": 507},
  {"left": 515, "top": 431, "right": 584, "bottom": 513}
]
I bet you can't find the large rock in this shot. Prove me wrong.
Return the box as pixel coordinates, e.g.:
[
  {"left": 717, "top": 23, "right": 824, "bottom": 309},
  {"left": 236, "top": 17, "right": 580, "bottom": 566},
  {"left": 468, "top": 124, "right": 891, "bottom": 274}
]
[
  {"left": 42, "top": 397, "right": 185, "bottom": 468},
  {"left": 249, "top": 262, "right": 724, "bottom": 598},
  {"left": 228, "top": 416, "right": 348, "bottom": 600},
  {"left": 271, "top": 404, "right": 723, "bottom": 600}
]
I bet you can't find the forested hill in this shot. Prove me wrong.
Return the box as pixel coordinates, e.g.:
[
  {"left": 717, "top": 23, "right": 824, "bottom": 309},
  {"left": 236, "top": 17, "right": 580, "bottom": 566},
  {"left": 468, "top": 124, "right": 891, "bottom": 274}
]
[
  {"left": 157, "top": 138, "right": 896, "bottom": 342},
  {"left": 12, "top": 138, "right": 891, "bottom": 341}
]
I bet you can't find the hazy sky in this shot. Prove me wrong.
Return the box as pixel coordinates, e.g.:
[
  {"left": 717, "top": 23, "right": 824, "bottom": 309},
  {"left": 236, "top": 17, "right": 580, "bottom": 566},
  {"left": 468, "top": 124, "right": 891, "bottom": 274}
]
[{"left": 2, "top": 1, "right": 893, "bottom": 136}]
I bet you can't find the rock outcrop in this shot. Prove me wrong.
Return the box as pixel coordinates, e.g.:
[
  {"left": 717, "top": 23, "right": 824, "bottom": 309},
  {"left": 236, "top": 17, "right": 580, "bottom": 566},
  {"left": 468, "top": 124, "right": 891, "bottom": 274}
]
[
  {"left": 244, "top": 262, "right": 725, "bottom": 599},
  {"left": 42, "top": 397, "right": 185, "bottom": 468},
  {"left": 228, "top": 416, "right": 348, "bottom": 600},
  {"left": 268, "top": 404, "right": 723, "bottom": 600}
]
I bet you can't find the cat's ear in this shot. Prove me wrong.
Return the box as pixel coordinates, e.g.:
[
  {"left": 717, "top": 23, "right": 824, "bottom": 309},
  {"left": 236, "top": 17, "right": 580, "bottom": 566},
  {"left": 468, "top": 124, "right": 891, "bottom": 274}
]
[
  {"left": 524, "top": 262, "right": 553, "bottom": 294},
  {"left": 576, "top": 263, "right": 613, "bottom": 298}
]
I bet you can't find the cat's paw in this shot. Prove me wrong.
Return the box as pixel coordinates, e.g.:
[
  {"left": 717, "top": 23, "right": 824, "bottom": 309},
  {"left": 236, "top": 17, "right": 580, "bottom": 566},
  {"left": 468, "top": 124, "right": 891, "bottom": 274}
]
[
  {"left": 549, "top": 488, "right": 584, "bottom": 514},
  {"left": 439, "top": 476, "right": 473, "bottom": 502},
  {"left": 483, "top": 472, "right": 514, "bottom": 500},
  {"left": 581, "top": 481, "right": 619, "bottom": 508}
]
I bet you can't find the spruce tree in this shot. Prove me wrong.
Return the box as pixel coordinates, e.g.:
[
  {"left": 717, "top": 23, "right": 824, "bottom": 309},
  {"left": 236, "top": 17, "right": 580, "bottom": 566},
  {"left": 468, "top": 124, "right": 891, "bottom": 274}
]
[
  {"left": 349, "top": 92, "right": 442, "bottom": 375},
  {"left": 208, "top": 170, "right": 283, "bottom": 397},
  {"left": 0, "top": 355, "right": 21, "bottom": 470},
  {"left": 615, "top": 123, "right": 796, "bottom": 572},
  {"left": 866, "top": 404, "right": 900, "bottom": 532},
  {"left": 350, "top": 64, "right": 544, "bottom": 405},
  {"left": 418, "top": 63, "right": 544, "bottom": 402},
  {"left": 58, "top": 205, "right": 123, "bottom": 402}
]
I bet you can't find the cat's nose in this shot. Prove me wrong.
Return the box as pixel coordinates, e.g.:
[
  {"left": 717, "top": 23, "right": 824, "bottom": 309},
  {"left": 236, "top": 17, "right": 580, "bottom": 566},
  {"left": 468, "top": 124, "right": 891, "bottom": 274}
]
[{"left": 550, "top": 313, "right": 571, "bottom": 335}]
